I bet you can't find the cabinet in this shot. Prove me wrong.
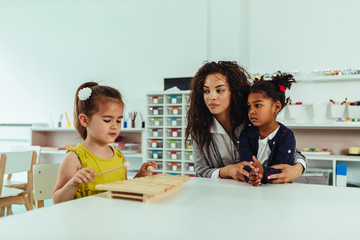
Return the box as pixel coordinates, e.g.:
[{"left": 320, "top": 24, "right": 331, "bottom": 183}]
[
  {"left": 298, "top": 154, "right": 360, "bottom": 186},
  {"left": 287, "top": 124, "right": 360, "bottom": 186},
  {"left": 30, "top": 127, "right": 145, "bottom": 176},
  {"left": 145, "top": 91, "right": 194, "bottom": 176}
]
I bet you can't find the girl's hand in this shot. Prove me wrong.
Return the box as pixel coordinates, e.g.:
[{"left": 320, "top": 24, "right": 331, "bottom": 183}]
[
  {"left": 220, "top": 161, "right": 255, "bottom": 181},
  {"left": 248, "top": 169, "right": 261, "bottom": 186},
  {"left": 267, "top": 162, "right": 303, "bottom": 184},
  {"left": 135, "top": 161, "right": 158, "bottom": 178},
  {"left": 71, "top": 168, "right": 96, "bottom": 186},
  {"left": 248, "top": 156, "right": 263, "bottom": 186}
]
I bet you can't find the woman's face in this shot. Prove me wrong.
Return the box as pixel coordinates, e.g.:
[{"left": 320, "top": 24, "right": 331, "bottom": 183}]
[{"left": 203, "top": 73, "right": 231, "bottom": 117}]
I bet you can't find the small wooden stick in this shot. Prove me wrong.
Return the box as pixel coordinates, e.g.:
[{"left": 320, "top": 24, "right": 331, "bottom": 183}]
[{"left": 97, "top": 162, "right": 130, "bottom": 177}]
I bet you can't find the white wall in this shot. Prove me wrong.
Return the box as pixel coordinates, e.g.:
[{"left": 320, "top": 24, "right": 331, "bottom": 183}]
[
  {"left": 1, "top": 0, "right": 359, "bottom": 124},
  {"left": 0, "top": 0, "right": 248, "bottom": 124},
  {"left": 248, "top": 0, "right": 360, "bottom": 103},
  {"left": 208, "top": 0, "right": 250, "bottom": 65}
]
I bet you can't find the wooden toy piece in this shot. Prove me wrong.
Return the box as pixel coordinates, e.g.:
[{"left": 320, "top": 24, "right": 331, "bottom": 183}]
[
  {"left": 96, "top": 174, "right": 191, "bottom": 202},
  {"left": 147, "top": 166, "right": 154, "bottom": 172},
  {"left": 96, "top": 162, "right": 130, "bottom": 177}
]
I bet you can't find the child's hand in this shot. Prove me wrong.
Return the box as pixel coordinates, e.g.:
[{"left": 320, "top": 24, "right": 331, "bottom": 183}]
[
  {"left": 135, "top": 161, "right": 158, "bottom": 178},
  {"left": 248, "top": 156, "right": 263, "bottom": 186},
  {"left": 71, "top": 168, "right": 96, "bottom": 186},
  {"left": 248, "top": 168, "right": 261, "bottom": 186}
]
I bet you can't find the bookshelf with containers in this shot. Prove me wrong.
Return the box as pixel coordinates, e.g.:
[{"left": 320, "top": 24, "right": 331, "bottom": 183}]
[
  {"left": 276, "top": 100, "right": 360, "bottom": 187},
  {"left": 146, "top": 91, "right": 195, "bottom": 177}
]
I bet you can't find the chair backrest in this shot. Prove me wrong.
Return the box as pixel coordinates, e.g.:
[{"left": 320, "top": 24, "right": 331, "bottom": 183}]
[
  {"left": 3, "top": 151, "right": 37, "bottom": 194},
  {"left": 4, "top": 151, "right": 36, "bottom": 174},
  {"left": 33, "top": 164, "right": 60, "bottom": 201},
  {"left": 0, "top": 154, "right": 7, "bottom": 197},
  {"left": 9, "top": 145, "right": 41, "bottom": 164}
]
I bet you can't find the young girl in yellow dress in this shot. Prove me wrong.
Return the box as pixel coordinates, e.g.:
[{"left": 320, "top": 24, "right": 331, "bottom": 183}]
[{"left": 53, "top": 82, "right": 157, "bottom": 203}]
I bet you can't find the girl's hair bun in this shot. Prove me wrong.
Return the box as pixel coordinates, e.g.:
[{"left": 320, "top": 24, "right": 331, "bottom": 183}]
[{"left": 271, "top": 71, "right": 296, "bottom": 91}]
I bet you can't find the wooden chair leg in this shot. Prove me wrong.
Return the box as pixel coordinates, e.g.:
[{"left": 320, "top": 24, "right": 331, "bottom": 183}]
[
  {"left": 28, "top": 191, "right": 35, "bottom": 207},
  {"left": 0, "top": 207, "right": 5, "bottom": 217},
  {"left": 6, "top": 173, "right": 12, "bottom": 181},
  {"left": 24, "top": 195, "right": 33, "bottom": 211},
  {"left": 35, "top": 200, "right": 44, "bottom": 208},
  {"left": 6, "top": 205, "right": 13, "bottom": 215}
]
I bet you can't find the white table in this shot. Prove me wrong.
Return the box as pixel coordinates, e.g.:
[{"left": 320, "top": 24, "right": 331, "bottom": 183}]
[{"left": 1, "top": 178, "right": 360, "bottom": 240}]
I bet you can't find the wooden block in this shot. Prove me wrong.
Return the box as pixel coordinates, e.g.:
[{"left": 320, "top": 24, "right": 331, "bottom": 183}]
[{"left": 96, "top": 174, "right": 190, "bottom": 202}]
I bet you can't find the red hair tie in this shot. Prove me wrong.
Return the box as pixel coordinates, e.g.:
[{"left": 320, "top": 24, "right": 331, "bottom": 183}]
[{"left": 278, "top": 84, "right": 286, "bottom": 92}]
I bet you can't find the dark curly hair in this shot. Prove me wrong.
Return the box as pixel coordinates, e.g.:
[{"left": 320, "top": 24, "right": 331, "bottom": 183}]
[
  {"left": 251, "top": 71, "right": 296, "bottom": 110},
  {"left": 185, "top": 61, "right": 251, "bottom": 155},
  {"left": 74, "top": 82, "right": 124, "bottom": 140}
]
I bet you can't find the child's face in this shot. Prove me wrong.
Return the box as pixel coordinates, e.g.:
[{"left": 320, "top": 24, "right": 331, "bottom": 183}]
[
  {"left": 86, "top": 101, "right": 124, "bottom": 144},
  {"left": 247, "top": 92, "right": 280, "bottom": 127},
  {"left": 203, "top": 73, "right": 231, "bottom": 118}
]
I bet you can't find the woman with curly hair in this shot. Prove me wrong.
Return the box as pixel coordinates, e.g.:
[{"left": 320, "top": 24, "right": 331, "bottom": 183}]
[{"left": 185, "top": 61, "right": 307, "bottom": 183}]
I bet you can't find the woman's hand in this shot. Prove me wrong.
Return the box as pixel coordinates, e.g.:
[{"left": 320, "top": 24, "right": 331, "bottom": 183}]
[
  {"left": 71, "top": 168, "right": 96, "bottom": 186},
  {"left": 135, "top": 161, "right": 158, "bottom": 178},
  {"left": 267, "top": 162, "right": 304, "bottom": 184},
  {"left": 220, "top": 161, "right": 255, "bottom": 181}
]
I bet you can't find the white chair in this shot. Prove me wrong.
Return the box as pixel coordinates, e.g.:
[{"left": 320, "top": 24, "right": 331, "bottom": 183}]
[
  {"left": 33, "top": 163, "right": 60, "bottom": 208},
  {"left": 4, "top": 146, "right": 41, "bottom": 207},
  {"left": 0, "top": 151, "right": 37, "bottom": 216}
]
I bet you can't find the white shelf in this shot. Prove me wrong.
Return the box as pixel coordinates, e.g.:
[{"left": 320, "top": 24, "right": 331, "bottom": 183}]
[
  {"left": 164, "top": 170, "right": 182, "bottom": 174},
  {"left": 147, "top": 90, "right": 190, "bottom": 95},
  {"left": 163, "top": 115, "right": 184, "bottom": 118},
  {"left": 286, "top": 122, "right": 360, "bottom": 129},
  {"left": 32, "top": 127, "right": 77, "bottom": 132},
  {"left": 304, "top": 154, "right": 360, "bottom": 186},
  {"left": 163, "top": 159, "right": 182, "bottom": 162},
  {"left": 147, "top": 126, "right": 165, "bottom": 129},
  {"left": 31, "top": 127, "right": 144, "bottom": 133},
  {"left": 305, "top": 154, "right": 360, "bottom": 161},
  {"left": 294, "top": 74, "right": 360, "bottom": 83},
  {"left": 148, "top": 158, "right": 163, "bottom": 161},
  {"left": 145, "top": 91, "right": 194, "bottom": 176},
  {"left": 40, "top": 150, "right": 142, "bottom": 158},
  {"left": 147, "top": 104, "right": 164, "bottom": 107},
  {"left": 123, "top": 153, "right": 143, "bottom": 158},
  {"left": 309, "top": 74, "right": 360, "bottom": 82},
  {"left": 164, "top": 148, "right": 182, "bottom": 151},
  {"left": 165, "top": 103, "right": 184, "bottom": 107}
]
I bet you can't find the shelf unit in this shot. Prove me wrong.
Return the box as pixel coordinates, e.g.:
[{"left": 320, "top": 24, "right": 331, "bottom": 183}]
[
  {"left": 30, "top": 127, "right": 145, "bottom": 174},
  {"left": 301, "top": 154, "right": 360, "bottom": 186},
  {"left": 286, "top": 122, "right": 360, "bottom": 129},
  {"left": 145, "top": 91, "right": 194, "bottom": 177},
  {"left": 287, "top": 122, "right": 360, "bottom": 187},
  {"left": 282, "top": 74, "right": 360, "bottom": 83}
]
